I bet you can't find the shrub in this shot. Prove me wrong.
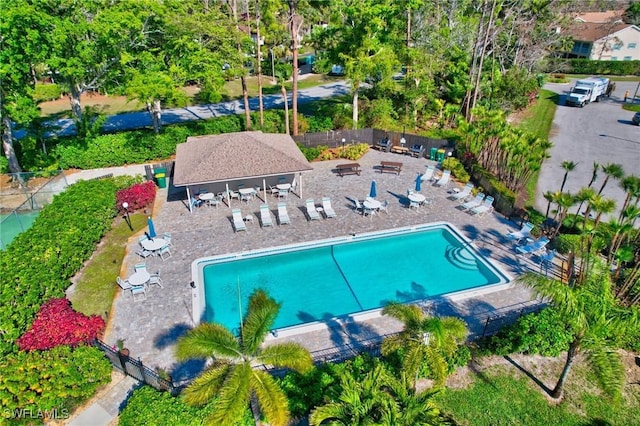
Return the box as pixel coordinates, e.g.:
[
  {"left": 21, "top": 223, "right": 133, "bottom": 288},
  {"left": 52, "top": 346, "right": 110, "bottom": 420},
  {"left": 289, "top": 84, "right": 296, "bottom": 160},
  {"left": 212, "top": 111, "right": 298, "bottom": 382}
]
[
  {"left": 482, "top": 307, "right": 573, "bottom": 357},
  {"left": 119, "top": 386, "right": 253, "bottom": 426},
  {"left": 116, "top": 180, "right": 157, "bottom": 212},
  {"left": 0, "top": 178, "right": 117, "bottom": 356},
  {"left": 442, "top": 157, "right": 470, "bottom": 183},
  {"left": 17, "top": 298, "right": 105, "bottom": 351},
  {"left": 307, "top": 115, "right": 333, "bottom": 132},
  {"left": 0, "top": 345, "right": 111, "bottom": 418},
  {"left": 340, "top": 143, "right": 369, "bottom": 160},
  {"left": 33, "top": 83, "right": 62, "bottom": 102},
  {"left": 297, "top": 143, "right": 328, "bottom": 162}
]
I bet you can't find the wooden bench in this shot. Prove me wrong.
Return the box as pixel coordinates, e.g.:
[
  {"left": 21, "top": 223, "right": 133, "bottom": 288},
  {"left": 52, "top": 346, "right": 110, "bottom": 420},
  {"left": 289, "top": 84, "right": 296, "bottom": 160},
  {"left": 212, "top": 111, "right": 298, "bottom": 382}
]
[
  {"left": 336, "top": 163, "right": 361, "bottom": 177},
  {"left": 380, "top": 161, "right": 403, "bottom": 175},
  {"left": 390, "top": 145, "right": 409, "bottom": 154}
]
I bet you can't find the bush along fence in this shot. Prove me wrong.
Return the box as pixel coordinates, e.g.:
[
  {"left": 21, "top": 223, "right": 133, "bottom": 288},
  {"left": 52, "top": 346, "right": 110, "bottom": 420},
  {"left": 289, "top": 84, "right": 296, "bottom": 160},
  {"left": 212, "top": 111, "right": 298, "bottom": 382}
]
[{"left": 292, "top": 128, "right": 453, "bottom": 155}]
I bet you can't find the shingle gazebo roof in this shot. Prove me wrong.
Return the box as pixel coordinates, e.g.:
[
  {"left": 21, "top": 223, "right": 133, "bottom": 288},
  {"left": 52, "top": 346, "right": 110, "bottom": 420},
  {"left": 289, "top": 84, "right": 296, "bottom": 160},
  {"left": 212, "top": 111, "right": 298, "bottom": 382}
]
[{"left": 173, "top": 131, "right": 313, "bottom": 187}]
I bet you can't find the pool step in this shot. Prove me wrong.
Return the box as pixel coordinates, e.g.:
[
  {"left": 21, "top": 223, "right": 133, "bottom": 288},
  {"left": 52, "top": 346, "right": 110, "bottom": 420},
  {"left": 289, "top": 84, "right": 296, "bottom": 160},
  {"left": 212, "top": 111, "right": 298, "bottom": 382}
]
[{"left": 445, "top": 246, "right": 479, "bottom": 270}]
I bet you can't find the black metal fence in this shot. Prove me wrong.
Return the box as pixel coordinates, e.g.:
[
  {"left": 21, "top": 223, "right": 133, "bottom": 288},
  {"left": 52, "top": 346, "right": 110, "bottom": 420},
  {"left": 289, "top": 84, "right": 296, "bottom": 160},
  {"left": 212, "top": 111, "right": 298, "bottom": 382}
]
[
  {"left": 478, "top": 300, "right": 546, "bottom": 338},
  {"left": 292, "top": 128, "right": 454, "bottom": 156},
  {"left": 94, "top": 339, "right": 181, "bottom": 395}
]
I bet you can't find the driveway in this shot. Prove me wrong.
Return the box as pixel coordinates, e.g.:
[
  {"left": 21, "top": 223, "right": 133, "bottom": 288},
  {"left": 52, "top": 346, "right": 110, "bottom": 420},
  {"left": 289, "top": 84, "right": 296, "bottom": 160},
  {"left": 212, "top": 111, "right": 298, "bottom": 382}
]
[{"left": 537, "top": 80, "right": 640, "bottom": 220}]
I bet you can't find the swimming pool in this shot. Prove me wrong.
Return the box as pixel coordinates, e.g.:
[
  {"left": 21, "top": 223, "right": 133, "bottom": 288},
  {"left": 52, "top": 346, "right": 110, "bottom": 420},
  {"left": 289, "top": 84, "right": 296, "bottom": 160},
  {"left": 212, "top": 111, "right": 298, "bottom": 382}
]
[{"left": 191, "top": 222, "right": 511, "bottom": 334}]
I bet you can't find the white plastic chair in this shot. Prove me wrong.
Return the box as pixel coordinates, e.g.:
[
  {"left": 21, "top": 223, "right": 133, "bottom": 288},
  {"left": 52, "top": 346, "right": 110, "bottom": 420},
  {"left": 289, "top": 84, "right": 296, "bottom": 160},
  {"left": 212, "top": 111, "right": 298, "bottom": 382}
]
[
  {"left": 148, "top": 270, "right": 163, "bottom": 288},
  {"left": 159, "top": 245, "right": 172, "bottom": 261},
  {"left": 305, "top": 199, "right": 321, "bottom": 221},
  {"left": 232, "top": 209, "right": 247, "bottom": 232},
  {"left": 435, "top": 170, "right": 451, "bottom": 187},
  {"left": 421, "top": 165, "right": 435, "bottom": 182},
  {"left": 379, "top": 200, "right": 390, "bottom": 214},
  {"left": 460, "top": 193, "right": 485, "bottom": 211},
  {"left": 449, "top": 183, "right": 474, "bottom": 201},
  {"left": 277, "top": 202, "right": 290, "bottom": 225},
  {"left": 322, "top": 197, "right": 337, "bottom": 218},
  {"left": 260, "top": 204, "right": 273, "bottom": 227}
]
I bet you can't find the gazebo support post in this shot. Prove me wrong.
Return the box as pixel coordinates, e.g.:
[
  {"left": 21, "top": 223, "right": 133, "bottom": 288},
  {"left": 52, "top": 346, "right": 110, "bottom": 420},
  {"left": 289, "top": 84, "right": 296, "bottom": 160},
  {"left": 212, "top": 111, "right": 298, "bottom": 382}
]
[
  {"left": 225, "top": 183, "right": 231, "bottom": 208},
  {"left": 187, "top": 187, "right": 193, "bottom": 213},
  {"left": 262, "top": 178, "right": 267, "bottom": 201}
]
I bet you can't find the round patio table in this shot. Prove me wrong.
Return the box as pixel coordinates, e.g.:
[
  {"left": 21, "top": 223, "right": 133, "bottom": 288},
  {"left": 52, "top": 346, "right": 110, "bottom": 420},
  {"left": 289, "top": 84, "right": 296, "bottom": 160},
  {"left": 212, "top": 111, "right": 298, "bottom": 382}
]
[
  {"left": 128, "top": 270, "right": 150, "bottom": 286},
  {"left": 140, "top": 238, "right": 167, "bottom": 252},
  {"left": 408, "top": 193, "right": 426, "bottom": 204},
  {"left": 363, "top": 199, "right": 381, "bottom": 210},
  {"left": 198, "top": 192, "right": 214, "bottom": 201}
]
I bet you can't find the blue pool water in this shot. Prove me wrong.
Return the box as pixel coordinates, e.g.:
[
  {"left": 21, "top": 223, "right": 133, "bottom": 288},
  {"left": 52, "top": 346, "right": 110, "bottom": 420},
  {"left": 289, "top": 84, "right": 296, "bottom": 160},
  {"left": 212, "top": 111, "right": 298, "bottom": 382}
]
[{"left": 198, "top": 224, "right": 509, "bottom": 332}]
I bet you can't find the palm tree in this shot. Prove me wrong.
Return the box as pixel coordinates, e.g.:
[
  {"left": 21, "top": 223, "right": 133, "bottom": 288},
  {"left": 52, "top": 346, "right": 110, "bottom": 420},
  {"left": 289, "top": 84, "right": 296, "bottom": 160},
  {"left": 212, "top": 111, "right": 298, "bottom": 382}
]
[
  {"left": 309, "top": 360, "right": 444, "bottom": 426},
  {"left": 381, "top": 303, "right": 467, "bottom": 389},
  {"left": 518, "top": 264, "right": 639, "bottom": 400},
  {"left": 176, "top": 289, "right": 313, "bottom": 426},
  {"left": 597, "top": 163, "right": 625, "bottom": 196},
  {"left": 549, "top": 192, "right": 576, "bottom": 239},
  {"left": 559, "top": 160, "right": 577, "bottom": 192}
]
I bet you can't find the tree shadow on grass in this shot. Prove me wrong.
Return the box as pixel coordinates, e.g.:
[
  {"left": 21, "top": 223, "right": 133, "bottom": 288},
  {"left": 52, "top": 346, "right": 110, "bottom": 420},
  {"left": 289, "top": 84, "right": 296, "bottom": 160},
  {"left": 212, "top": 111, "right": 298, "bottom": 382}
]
[{"left": 504, "top": 355, "right": 554, "bottom": 397}]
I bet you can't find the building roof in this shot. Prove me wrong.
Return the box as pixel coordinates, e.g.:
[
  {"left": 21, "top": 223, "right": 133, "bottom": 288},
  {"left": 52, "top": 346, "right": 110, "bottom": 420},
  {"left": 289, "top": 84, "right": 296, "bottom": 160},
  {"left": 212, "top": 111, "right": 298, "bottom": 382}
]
[
  {"left": 566, "top": 21, "right": 631, "bottom": 42},
  {"left": 574, "top": 10, "right": 624, "bottom": 24},
  {"left": 173, "top": 131, "right": 313, "bottom": 187}
]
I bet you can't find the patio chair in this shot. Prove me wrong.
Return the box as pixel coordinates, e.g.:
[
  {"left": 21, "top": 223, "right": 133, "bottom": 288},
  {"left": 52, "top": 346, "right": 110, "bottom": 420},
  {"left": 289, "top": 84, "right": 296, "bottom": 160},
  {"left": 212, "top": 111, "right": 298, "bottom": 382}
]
[
  {"left": 354, "top": 199, "right": 364, "bottom": 214},
  {"left": 376, "top": 137, "right": 391, "bottom": 151},
  {"left": 460, "top": 193, "right": 485, "bottom": 211},
  {"left": 259, "top": 204, "right": 274, "bottom": 227},
  {"left": 136, "top": 248, "right": 153, "bottom": 260},
  {"left": 268, "top": 185, "right": 279, "bottom": 196},
  {"left": 322, "top": 197, "right": 337, "bottom": 218},
  {"left": 232, "top": 209, "right": 247, "bottom": 232},
  {"left": 409, "top": 144, "right": 425, "bottom": 158},
  {"left": 516, "top": 236, "right": 550, "bottom": 256},
  {"left": 208, "top": 194, "right": 223, "bottom": 208},
  {"left": 134, "top": 263, "right": 147, "bottom": 272},
  {"left": 539, "top": 249, "right": 557, "bottom": 275},
  {"left": 159, "top": 245, "right": 173, "bottom": 261},
  {"left": 148, "top": 270, "right": 163, "bottom": 288},
  {"left": 421, "top": 165, "right": 436, "bottom": 182},
  {"left": 277, "top": 202, "right": 290, "bottom": 225},
  {"left": 278, "top": 189, "right": 288, "bottom": 199},
  {"left": 435, "top": 169, "right": 451, "bottom": 187},
  {"left": 117, "top": 277, "right": 146, "bottom": 301},
  {"left": 162, "top": 232, "right": 174, "bottom": 248},
  {"left": 448, "top": 182, "right": 474, "bottom": 201},
  {"left": 138, "top": 235, "right": 149, "bottom": 243},
  {"left": 379, "top": 200, "right": 390, "bottom": 214},
  {"left": 470, "top": 195, "right": 495, "bottom": 217},
  {"left": 305, "top": 199, "right": 321, "bottom": 221},
  {"left": 506, "top": 222, "right": 534, "bottom": 244}
]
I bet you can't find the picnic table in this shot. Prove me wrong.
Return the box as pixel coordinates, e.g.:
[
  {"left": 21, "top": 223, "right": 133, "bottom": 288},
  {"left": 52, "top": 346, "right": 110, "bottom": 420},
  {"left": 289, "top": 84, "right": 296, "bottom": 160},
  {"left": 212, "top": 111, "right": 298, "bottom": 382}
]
[
  {"left": 336, "top": 163, "right": 362, "bottom": 177},
  {"left": 380, "top": 161, "right": 403, "bottom": 175}
]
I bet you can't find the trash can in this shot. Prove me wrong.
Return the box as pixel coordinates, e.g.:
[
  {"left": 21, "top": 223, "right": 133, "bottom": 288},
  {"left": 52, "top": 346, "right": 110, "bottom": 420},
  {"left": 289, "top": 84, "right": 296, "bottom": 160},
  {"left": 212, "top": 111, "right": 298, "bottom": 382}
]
[
  {"left": 436, "top": 149, "right": 446, "bottom": 162},
  {"left": 154, "top": 166, "right": 167, "bottom": 188},
  {"left": 430, "top": 147, "right": 438, "bottom": 160}
]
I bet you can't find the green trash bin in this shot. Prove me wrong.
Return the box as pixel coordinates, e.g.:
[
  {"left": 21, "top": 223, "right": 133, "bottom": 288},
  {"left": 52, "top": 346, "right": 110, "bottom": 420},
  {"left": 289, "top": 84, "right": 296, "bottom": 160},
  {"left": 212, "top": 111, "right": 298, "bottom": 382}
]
[
  {"left": 154, "top": 166, "right": 167, "bottom": 188},
  {"left": 429, "top": 147, "right": 438, "bottom": 160},
  {"left": 436, "top": 149, "right": 446, "bottom": 162}
]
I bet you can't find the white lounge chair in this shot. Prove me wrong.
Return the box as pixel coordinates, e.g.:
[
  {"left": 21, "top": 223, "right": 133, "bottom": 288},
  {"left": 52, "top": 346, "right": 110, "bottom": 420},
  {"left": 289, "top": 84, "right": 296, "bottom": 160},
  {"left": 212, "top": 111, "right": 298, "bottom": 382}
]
[
  {"left": 460, "top": 193, "right": 485, "bottom": 211},
  {"left": 305, "top": 199, "right": 321, "bottom": 221},
  {"left": 232, "top": 209, "right": 247, "bottom": 232},
  {"left": 435, "top": 169, "right": 451, "bottom": 187},
  {"left": 322, "top": 197, "right": 337, "bottom": 218},
  {"left": 449, "top": 182, "right": 474, "bottom": 201},
  {"left": 421, "top": 165, "right": 435, "bottom": 182},
  {"left": 277, "top": 202, "right": 290, "bottom": 225},
  {"left": 470, "top": 195, "right": 495, "bottom": 217},
  {"left": 506, "top": 222, "right": 534, "bottom": 244},
  {"left": 516, "top": 236, "right": 550, "bottom": 256},
  {"left": 260, "top": 204, "right": 273, "bottom": 227}
]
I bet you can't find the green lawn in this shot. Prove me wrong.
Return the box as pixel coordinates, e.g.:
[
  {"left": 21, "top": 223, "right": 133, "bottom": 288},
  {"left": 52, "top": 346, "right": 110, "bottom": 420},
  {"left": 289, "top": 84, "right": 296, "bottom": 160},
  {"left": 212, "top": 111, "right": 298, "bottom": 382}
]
[
  {"left": 68, "top": 213, "right": 147, "bottom": 317},
  {"left": 436, "top": 358, "right": 640, "bottom": 425}
]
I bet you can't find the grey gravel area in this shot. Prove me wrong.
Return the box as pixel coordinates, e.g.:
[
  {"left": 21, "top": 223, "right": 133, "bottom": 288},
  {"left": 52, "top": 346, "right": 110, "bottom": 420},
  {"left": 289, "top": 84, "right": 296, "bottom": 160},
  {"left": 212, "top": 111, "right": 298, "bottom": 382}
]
[{"left": 106, "top": 149, "right": 543, "bottom": 378}]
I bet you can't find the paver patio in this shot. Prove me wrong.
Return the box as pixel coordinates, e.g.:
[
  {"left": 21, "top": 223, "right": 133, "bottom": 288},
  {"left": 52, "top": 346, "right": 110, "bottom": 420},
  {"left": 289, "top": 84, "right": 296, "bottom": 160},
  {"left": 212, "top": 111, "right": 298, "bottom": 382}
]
[{"left": 106, "top": 149, "right": 544, "bottom": 379}]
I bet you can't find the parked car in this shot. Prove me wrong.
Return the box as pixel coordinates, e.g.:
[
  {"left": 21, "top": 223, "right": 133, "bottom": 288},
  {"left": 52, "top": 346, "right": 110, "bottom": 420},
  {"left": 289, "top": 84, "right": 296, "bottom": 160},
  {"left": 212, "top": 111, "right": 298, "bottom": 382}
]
[{"left": 632, "top": 112, "right": 640, "bottom": 126}]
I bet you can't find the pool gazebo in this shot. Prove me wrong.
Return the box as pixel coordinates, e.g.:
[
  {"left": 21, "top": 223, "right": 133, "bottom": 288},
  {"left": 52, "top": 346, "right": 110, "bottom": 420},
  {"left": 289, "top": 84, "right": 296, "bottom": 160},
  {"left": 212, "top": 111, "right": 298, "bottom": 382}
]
[{"left": 172, "top": 131, "right": 314, "bottom": 212}]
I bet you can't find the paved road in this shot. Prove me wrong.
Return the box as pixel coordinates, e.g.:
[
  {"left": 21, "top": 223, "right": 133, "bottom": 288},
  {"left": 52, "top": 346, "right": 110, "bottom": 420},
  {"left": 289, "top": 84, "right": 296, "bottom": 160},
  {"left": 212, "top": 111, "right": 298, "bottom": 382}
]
[
  {"left": 537, "top": 80, "right": 640, "bottom": 221},
  {"left": 38, "top": 80, "right": 351, "bottom": 137}
]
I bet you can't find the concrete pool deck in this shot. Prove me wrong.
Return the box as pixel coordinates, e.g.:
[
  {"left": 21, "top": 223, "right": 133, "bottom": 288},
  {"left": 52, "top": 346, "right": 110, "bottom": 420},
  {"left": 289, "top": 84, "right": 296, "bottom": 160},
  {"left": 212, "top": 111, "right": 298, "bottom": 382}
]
[{"left": 106, "top": 149, "right": 544, "bottom": 379}]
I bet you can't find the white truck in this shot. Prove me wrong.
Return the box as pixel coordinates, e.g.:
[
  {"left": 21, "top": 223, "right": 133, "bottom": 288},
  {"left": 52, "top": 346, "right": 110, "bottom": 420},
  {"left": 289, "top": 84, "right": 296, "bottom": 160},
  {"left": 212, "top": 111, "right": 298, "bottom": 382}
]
[{"left": 566, "top": 77, "right": 610, "bottom": 107}]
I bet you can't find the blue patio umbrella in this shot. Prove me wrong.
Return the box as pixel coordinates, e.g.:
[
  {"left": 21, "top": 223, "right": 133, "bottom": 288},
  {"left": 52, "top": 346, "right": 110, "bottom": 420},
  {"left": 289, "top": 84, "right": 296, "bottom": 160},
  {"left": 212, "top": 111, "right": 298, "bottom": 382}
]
[
  {"left": 415, "top": 173, "right": 422, "bottom": 192},
  {"left": 147, "top": 216, "right": 157, "bottom": 238},
  {"left": 369, "top": 180, "right": 377, "bottom": 198}
]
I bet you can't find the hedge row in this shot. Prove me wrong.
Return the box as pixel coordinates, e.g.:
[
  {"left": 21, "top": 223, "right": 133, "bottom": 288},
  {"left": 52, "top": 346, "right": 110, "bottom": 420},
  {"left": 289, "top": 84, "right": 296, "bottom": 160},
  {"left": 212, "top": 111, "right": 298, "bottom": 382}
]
[
  {"left": 52, "top": 110, "right": 290, "bottom": 169},
  {"left": 545, "top": 58, "right": 640, "bottom": 76},
  {"left": 0, "top": 178, "right": 118, "bottom": 356}
]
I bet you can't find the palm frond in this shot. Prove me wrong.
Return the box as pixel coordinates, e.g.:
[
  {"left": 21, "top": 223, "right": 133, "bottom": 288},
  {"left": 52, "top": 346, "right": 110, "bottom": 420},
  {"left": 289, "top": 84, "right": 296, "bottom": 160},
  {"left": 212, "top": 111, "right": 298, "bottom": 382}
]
[
  {"left": 181, "top": 361, "right": 232, "bottom": 406},
  {"left": 241, "top": 290, "right": 280, "bottom": 354},
  {"left": 586, "top": 346, "right": 625, "bottom": 400},
  {"left": 175, "top": 323, "right": 241, "bottom": 361},
  {"left": 257, "top": 342, "right": 313, "bottom": 373},
  {"left": 207, "top": 362, "right": 253, "bottom": 426},
  {"left": 309, "top": 402, "right": 348, "bottom": 426},
  {"left": 250, "top": 370, "right": 290, "bottom": 426},
  {"left": 382, "top": 302, "right": 423, "bottom": 331},
  {"left": 517, "top": 273, "right": 579, "bottom": 319}
]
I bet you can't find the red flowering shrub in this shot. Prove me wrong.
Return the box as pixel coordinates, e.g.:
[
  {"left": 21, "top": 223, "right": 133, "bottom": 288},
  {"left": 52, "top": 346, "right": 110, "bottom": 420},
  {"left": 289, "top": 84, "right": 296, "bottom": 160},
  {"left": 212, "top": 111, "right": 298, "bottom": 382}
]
[
  {"left": 116, "top": 180, "right": 156, "bottom": 212},
  {"left": 17, "top": 298, "right": 106, "bottom": 351}
]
